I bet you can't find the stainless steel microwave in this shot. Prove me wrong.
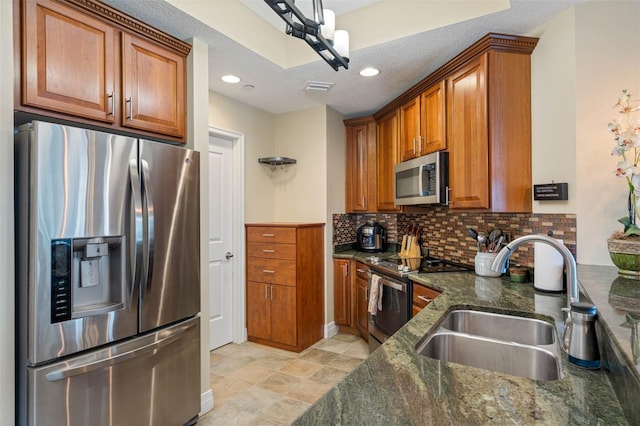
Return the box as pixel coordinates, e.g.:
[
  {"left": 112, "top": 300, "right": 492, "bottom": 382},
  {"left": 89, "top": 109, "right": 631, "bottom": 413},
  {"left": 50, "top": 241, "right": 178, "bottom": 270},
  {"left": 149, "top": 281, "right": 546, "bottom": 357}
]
[{"left": 394, "top": 151, "right": 449, "bottom": 205}]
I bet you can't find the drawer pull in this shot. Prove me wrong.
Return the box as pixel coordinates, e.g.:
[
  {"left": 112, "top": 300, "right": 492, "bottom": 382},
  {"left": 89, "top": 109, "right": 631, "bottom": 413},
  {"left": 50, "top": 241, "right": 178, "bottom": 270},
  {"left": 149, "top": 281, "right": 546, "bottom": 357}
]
[
  {"left": 263, "top": 249, "right": 276, "bottom": 253},
  {"left": 262, "top": 233, "right": 275, "bottom": 237},
  {"left": 262, "top": 269, "right": 275, "bottom": 274},
  {"left": 356, "top": 268, "right": 366, "bottom": 273},
  {"left": 417, "top": 295, "right": 433, "bottom": 303}
]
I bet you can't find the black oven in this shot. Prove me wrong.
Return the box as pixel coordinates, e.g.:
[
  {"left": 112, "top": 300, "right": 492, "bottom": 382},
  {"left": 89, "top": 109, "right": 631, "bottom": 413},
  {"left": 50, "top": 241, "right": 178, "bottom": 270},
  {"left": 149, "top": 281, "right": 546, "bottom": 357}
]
[{"left": 367, "top": 263, "right": 412, "bottom": 353}]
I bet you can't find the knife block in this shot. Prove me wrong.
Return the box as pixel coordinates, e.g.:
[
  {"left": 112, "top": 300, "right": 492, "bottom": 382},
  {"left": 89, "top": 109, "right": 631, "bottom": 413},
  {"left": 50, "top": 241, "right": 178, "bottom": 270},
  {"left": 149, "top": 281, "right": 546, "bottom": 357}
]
[{"left": 400, "top": 235, "right": 421, "bottom": 258}]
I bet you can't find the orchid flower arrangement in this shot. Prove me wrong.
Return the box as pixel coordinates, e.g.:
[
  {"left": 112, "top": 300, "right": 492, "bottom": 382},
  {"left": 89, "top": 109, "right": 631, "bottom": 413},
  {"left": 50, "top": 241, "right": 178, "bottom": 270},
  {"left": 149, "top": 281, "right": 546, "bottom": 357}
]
[{"left": 611, "top": 89, "right": 640, "bottom": 237}]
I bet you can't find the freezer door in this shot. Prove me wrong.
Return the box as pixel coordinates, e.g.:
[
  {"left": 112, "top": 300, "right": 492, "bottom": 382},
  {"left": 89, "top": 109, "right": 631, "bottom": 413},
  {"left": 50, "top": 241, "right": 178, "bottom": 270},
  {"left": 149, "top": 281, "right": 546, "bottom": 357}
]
[
  {"left": 139, "top": 140, "right": 200, "bottom": 332},
  {"left": 15, "top": 121, "right": 139, "bottom": 365},
  {"left": 23, "top": 317, "right": 200, "bottom": 426}
]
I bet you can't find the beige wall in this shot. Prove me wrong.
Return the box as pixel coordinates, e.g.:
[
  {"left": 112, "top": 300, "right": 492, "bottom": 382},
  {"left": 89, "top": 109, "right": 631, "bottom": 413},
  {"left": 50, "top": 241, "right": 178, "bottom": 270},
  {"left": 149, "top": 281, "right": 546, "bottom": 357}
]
[
  {"left": 209, "top": 92, "right": 277, "bottom": 223},
  {"left": 186, "top": 37, "right": 212, "bottom": 407},
  {"left": 530, "top": 8, "right": 577, "bottom": 215},
  {"left": 0, "top": 1, "right": 15, "bottom": 423},
  {"left": 530, "top": 1, "right": 640, "bottom": 265},
  {"left": 574, "top": 0, "right": 640, "bottom": 265},
  {"left": 273, "top": 106, "right": 328, "bottom": 222}
]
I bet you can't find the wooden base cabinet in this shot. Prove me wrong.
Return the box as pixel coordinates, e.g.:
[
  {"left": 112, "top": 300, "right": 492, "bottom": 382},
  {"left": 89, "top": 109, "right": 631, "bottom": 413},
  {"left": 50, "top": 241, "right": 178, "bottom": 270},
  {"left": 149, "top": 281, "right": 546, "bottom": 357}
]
[
  {"left": 246, "top": 281, "right": 297, "bottom": 347},
  {"left": 246, "top": 223, "right": 324, "bottom": 352},
  {"left": 333, "top": 259, "right": 352, "bottom": 329},
  {"left": 412, "top": 283, "right": 441, "bottom": 317},
  {"left": 332, "top": 259, "right": 368, "bottom": 342},
  {"left": 354, "top": 263, "right": 370, "bottom": 341}
]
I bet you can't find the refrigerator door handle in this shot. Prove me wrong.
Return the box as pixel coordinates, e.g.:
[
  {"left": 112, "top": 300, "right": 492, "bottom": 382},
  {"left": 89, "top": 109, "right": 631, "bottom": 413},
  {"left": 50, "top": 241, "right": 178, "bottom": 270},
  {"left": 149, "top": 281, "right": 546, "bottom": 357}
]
[
  {"left": 129, "top": 159, "right": 143, "bottom": 304},
  {"left": 141, "top": 159, "right": 155, "bottom": 297},
  {"left": 44, "top": 319, "right": 198, "bottom": 381}
]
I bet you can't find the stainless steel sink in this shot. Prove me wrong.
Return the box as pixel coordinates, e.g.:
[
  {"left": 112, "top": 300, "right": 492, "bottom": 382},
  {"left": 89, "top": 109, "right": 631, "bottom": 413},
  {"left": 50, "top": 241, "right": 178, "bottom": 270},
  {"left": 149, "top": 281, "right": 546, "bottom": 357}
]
[
  {"left": 415, "top": 309, "right": 563, "bottom": 381},
  {"left": 439, "top": 309, "right": 555, "bottom": 345}
]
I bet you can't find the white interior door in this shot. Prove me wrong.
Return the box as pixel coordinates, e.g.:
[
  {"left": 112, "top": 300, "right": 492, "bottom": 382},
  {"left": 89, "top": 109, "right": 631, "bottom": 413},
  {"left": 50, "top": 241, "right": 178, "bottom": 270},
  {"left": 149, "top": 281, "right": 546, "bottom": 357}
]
[{"left": 208, "top": 135, "right": 234, "bottom": 350}]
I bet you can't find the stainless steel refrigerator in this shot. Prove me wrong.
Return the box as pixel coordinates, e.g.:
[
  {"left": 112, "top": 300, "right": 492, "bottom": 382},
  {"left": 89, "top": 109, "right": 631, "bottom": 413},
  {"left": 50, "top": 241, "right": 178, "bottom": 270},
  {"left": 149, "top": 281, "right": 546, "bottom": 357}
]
[{"left": 15, "top": 121, "right": 201, "bottom": 426}]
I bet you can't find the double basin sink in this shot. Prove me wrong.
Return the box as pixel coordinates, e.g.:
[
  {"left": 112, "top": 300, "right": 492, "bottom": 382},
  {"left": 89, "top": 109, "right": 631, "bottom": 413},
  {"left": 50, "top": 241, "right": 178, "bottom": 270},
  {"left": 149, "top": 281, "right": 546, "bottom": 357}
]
[{"left": 415, "top": 309, "right": 563, "bottom": 381}]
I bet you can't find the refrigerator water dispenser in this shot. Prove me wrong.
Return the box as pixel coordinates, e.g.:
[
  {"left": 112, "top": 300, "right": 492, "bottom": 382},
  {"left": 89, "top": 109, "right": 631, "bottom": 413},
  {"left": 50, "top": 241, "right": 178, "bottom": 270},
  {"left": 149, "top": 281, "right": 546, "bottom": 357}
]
[{"left": 65, "top": 236, "right": 126, "bottom": 320}]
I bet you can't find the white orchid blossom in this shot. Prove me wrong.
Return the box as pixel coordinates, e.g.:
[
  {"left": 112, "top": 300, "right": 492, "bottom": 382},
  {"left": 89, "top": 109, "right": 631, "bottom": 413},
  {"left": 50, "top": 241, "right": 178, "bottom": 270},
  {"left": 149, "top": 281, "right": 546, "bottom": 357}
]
[
  {"left": 616, "top": 161, "right": 638, "bottom": 177},
  {"left": 611, "top": 90, "right": 640, "bottom": 235}
]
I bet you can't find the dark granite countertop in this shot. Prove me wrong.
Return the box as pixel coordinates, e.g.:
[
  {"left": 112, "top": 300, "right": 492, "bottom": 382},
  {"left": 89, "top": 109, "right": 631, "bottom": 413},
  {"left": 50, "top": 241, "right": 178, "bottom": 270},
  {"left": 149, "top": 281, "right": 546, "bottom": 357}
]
[{"left": 295, "top": 256, "right": 631, "bottom": 425}]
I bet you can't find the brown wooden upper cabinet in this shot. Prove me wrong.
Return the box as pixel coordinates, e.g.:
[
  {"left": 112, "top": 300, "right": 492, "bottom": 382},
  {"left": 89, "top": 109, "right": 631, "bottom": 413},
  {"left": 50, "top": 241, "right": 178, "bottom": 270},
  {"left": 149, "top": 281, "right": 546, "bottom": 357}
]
[
  {"left": 376, "top": 110, "right": 401, "bottom": 212},
  {"left": 121, "top": 33, "right": 185, "bottom": 138},
  {"left": 447, "top": 50, "right": 533, "bottom": 212},
  {"left": 364, "top": 33, "right": 537, "bottom": 213},
  {"left": 19, "top": 0, "right": 189, "bottom": 141},
  {"left": 399, "top": 80, "right": 446, "bottom": 161},
  {"left": 345, "top": 117, "right": 376, "bottom": 212}
]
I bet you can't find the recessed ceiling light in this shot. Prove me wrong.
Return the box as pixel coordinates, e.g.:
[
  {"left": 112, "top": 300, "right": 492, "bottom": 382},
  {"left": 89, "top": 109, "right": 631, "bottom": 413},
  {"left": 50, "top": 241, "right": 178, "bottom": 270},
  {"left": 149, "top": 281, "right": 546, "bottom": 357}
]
[
  {"left": 359, "top": 67, "right": 380, "bottom": 77},
  {"left": 221, "top": 75, "right": 241, "bottom": 84}
]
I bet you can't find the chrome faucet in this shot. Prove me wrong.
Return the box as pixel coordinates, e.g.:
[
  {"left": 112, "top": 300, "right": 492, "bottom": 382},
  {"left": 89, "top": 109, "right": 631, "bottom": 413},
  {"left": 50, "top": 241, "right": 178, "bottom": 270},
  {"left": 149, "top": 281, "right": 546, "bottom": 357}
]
[{"left": 491, "top": 234, "right": 579, "bottom": 310}]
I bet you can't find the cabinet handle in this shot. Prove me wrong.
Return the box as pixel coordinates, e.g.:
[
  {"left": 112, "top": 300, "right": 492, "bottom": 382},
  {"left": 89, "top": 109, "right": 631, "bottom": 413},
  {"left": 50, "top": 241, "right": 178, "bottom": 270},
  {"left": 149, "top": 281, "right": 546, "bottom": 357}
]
[
  {"left": 413, "top": 138, "right": 417, "bottom": 155},
  {"left": 365, "top": 286, "right": 369, "bottom": 302},
  {"left": 445, "top": 186, "right": 451, "bottom": 206},
  {"left": 417, "top": 295, "right": 433, "bottom": 303},
  {"left": 126, "top": 97, "right": 133, "bottom": 120},
  {"left": 356, "top": 268, "right": 366, "bottom": 273},
  {"left": 262, "top": 249, "right": 275, "bottom": 253},
  {"left": 262, "top": 269, "right": 275, "bottom": 274},
  {"left": 262, "top": 233, "right": 275, "bottom": 237},
  {"left": 418, "top": 135, "right": 423, "bottom": 154},
  {"left": 270, "top": 286, "right": 274, "bottom": 300},
  {"left": 107, "top": 92, "right": 114, "bottom": 116},
  {"left": 264, "top": 285, "right": 268, "bottom": 299}
]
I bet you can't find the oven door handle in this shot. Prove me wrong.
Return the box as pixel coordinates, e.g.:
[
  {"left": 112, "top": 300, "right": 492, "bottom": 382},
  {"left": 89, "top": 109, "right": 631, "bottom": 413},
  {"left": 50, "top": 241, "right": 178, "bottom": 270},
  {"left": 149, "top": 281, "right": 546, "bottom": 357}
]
[{"left": 373, "top": 274, "right": 406, "bottom": 292}]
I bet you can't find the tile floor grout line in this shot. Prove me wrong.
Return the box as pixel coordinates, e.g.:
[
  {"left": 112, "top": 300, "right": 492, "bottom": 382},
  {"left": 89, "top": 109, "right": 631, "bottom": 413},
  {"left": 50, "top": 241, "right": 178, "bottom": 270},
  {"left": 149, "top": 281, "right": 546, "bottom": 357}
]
[{"left": 200, "top": 333, "right": 369, "bottom": 425}]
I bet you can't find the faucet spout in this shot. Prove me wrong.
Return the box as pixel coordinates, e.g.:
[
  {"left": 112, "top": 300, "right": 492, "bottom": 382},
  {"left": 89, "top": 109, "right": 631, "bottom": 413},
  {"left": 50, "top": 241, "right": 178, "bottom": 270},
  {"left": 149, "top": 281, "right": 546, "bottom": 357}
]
[{"left": 491, "top": 234, "right": 578, "bottom": 310}]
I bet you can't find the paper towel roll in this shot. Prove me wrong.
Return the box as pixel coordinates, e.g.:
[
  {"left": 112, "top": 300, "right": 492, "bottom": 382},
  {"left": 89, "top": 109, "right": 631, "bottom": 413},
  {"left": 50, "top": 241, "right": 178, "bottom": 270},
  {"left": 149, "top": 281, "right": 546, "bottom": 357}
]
[{"left": 534, "top": 239, "right": 564, "bottom": 292}]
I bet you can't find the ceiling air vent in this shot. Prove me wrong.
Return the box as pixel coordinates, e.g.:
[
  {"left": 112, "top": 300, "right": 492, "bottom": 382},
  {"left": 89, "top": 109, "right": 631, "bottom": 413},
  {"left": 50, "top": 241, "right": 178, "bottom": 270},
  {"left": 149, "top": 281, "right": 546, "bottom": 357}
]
[{"left": 304, "top": 81, "right": 334, "bottom": 92}]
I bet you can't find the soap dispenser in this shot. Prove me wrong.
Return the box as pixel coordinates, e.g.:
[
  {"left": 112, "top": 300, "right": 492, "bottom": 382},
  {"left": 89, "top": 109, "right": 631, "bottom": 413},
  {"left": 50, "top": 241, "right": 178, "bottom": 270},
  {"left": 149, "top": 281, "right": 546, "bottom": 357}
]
[{"left": 563, "top": 302, "right": 601, "bottom": 369}]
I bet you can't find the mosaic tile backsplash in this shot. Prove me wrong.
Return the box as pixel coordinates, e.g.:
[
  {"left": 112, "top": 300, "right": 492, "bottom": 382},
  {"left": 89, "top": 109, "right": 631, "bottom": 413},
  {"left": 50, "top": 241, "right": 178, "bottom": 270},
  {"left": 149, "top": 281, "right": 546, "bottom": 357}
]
[{"left": 333, "top": 207, "right": 577, "bottom": 268}]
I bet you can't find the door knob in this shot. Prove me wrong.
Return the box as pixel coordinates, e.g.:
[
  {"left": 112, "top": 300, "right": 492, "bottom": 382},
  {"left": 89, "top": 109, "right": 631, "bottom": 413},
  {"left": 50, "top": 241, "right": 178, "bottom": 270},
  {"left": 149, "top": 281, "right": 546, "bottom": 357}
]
[{"left": 225, "top": 252, "right": 234, "bottom": 260}]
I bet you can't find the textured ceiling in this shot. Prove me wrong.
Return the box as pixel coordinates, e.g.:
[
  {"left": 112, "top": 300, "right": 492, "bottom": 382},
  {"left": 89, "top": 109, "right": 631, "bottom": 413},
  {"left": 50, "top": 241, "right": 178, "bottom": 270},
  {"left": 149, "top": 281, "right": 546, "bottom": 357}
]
[{"left": 102, "top": 0, "right": 585, "bottom": 118}]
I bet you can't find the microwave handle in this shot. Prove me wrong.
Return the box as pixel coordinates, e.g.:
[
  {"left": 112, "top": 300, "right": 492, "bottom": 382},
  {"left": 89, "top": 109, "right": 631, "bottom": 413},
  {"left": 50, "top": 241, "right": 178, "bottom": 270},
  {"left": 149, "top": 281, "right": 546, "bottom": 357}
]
[{"left": 418, "top": 164, "right": 424, "bottom": 197}]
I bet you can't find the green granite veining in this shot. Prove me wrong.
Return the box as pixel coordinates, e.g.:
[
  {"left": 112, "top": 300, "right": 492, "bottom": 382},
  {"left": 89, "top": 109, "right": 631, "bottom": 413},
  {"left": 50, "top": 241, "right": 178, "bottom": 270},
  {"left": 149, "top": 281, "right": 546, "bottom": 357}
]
[{"left": 295, "top": 260, "right": 630, "bottom": 425}]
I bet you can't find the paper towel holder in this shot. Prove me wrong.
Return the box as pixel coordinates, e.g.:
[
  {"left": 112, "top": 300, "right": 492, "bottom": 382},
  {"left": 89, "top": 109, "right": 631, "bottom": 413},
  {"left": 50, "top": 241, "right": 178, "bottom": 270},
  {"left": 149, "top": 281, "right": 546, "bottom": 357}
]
[{"left": 533, "top": 230, "right": 565, "bottom": 293}]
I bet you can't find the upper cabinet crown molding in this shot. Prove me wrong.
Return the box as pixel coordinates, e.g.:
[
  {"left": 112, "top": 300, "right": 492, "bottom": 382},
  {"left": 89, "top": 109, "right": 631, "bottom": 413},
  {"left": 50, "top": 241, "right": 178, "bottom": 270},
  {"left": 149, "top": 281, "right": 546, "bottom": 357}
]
[
  {"left": 57, "top": 0, "right": 191, "bottom": 55},
  {"left": 373, "top": 33, "right": 538, "bottom": 121}
]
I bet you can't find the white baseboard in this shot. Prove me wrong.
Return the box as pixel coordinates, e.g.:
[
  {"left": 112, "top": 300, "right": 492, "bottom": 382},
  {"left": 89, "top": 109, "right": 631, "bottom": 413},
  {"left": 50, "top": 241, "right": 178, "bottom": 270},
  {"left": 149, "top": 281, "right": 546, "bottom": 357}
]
[
  {"left": 200, "top": 388, "right": 214, "bottom": 416},
  {"left": 325, "top": 321, "right": 338, "bottom": 338}
]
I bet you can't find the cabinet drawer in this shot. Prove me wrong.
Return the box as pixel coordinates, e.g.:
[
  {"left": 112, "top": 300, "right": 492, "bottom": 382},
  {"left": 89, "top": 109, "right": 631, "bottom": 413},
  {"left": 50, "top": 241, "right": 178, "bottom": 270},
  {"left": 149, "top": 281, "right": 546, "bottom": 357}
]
[
  {"left": 247, "top": 242, "right": 296, "bottom": 260},
  {"left": 355, "top": 262, "right": 369, "bottom": 280},
  {"left": 247, "top": 227, "right": 296, "bottom": 244},
  {"left": 412, "top": 284, "right": 441, "bottom": 310},
  {"left": 247, "top": 258, "right": 296, "bottom": 286}
]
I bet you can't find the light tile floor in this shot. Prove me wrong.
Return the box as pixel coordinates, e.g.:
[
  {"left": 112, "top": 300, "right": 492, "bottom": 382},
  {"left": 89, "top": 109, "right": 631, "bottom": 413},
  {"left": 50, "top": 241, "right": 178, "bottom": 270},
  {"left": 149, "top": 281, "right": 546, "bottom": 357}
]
[{"left": 197, "top": 333, "right": 369, "bottom": 425}]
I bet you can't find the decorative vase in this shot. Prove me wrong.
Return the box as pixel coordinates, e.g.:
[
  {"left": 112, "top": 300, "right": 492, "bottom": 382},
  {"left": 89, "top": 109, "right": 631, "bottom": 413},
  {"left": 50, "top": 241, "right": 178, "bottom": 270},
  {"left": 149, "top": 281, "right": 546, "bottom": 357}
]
[{"left": 607, "top": 237, "right": 640, "bottom": 278}]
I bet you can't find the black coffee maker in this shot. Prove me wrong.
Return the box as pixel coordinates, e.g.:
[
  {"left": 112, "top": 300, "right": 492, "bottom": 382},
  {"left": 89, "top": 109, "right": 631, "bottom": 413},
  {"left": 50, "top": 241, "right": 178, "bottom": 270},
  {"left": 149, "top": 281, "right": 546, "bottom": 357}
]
[{"left": 356, "top": 221, "right": 387, "bottom": 252}]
